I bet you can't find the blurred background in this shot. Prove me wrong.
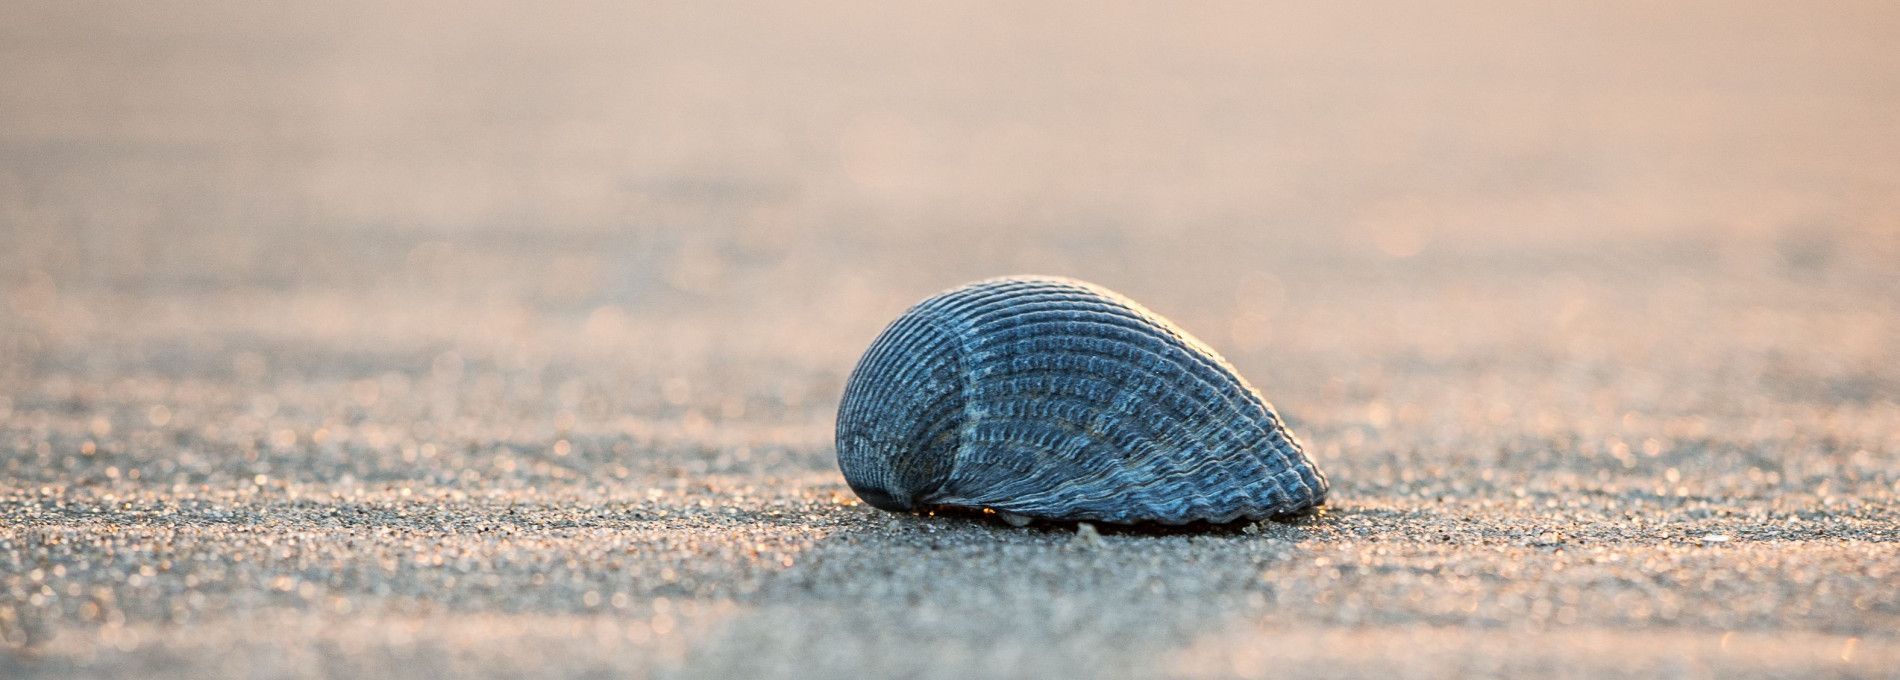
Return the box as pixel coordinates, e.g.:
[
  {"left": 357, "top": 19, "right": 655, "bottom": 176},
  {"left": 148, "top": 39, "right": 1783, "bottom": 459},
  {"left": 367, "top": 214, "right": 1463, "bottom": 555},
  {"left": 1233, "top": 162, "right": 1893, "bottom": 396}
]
[
  {"left": 2, "top": 0, "right": 1896, "bottom": 489},
  {"left": 3, "top": 2, "right": 1899, "bottom": 677}
]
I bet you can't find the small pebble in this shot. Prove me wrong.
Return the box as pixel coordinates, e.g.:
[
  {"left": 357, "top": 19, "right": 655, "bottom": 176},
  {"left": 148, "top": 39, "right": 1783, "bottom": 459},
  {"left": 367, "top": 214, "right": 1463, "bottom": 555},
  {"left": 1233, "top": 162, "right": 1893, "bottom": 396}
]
[{"left": 1071, "top": 522, "right": 1102, "bottom": 547}]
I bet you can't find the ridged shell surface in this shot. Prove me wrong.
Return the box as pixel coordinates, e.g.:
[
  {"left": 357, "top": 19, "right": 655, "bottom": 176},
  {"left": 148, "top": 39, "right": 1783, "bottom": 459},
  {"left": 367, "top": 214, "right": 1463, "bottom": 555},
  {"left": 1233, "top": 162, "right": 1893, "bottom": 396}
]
[{"left": 836, "top": 275, "right": 1329, "bottom": 525}]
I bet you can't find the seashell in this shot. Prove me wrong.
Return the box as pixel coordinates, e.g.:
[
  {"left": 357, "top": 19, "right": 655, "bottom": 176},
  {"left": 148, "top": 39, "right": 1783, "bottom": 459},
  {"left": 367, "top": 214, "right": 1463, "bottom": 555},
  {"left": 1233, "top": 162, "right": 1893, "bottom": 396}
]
[{"left": 835, "top": 275, "right": 1329, "bottom": 525}]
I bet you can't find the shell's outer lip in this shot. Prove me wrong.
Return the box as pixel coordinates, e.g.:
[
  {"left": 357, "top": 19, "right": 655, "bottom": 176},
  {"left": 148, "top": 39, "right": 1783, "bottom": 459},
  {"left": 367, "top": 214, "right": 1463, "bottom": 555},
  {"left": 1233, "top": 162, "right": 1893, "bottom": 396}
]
[
  {"left": 918, "top": 500, "right": 1327, "bottom": 528},
  {"left": 848, "top": 484, "right": 912, "bottom": 512},
  {"left": 927, "top": 499, "right": 1321, "bottom": 527}
]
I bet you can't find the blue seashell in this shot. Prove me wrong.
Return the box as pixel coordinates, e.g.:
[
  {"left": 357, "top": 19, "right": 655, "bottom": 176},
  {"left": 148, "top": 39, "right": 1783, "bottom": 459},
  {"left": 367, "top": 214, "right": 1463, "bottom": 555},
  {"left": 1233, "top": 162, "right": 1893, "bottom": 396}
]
[{"left": 836, "top": 275, "right": 1329, "bottom": 525}]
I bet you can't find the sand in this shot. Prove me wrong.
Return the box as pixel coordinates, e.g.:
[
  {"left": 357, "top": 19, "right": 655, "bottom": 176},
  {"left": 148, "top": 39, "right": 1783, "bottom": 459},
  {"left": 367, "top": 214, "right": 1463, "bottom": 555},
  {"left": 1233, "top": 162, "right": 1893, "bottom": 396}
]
[{"left": 2, "top": 1, "right": 1897, "bottom": 677}]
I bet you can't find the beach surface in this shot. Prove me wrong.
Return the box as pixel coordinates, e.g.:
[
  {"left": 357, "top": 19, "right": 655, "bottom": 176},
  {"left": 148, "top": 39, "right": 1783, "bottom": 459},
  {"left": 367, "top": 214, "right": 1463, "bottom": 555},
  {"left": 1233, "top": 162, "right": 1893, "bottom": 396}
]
[{"left": 3, "top": 2, "right": 1898, "bottom": 677}]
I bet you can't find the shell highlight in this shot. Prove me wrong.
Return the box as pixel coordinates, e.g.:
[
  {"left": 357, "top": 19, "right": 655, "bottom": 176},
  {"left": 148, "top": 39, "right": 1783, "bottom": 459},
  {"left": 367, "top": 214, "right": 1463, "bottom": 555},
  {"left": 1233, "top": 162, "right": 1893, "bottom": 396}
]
[{"left": 835, "top": 275, "right": 1329, "bottom": 525}]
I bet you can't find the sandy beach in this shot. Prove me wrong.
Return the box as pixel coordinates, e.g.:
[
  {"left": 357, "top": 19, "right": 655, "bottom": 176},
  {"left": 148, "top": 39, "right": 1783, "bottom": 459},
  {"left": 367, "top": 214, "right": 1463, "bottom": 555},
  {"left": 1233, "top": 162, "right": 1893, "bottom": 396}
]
[{"left": 3, "top": 2, "right": 1897, "bottom": 677}]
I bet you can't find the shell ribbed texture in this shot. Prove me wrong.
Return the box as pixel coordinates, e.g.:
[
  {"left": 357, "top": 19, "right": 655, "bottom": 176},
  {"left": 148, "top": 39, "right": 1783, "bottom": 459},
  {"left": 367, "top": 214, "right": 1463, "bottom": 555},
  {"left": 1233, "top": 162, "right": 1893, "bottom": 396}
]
[{"left": 836, "top": 275, "right": 1329, "bottom": 525}]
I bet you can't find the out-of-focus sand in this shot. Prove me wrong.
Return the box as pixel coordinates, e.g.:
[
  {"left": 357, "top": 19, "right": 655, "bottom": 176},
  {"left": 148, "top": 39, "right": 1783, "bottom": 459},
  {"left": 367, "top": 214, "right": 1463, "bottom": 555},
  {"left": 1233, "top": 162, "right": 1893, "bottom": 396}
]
[{"left": 2, "top": 2, "right": 1897, "bottom": 678}]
